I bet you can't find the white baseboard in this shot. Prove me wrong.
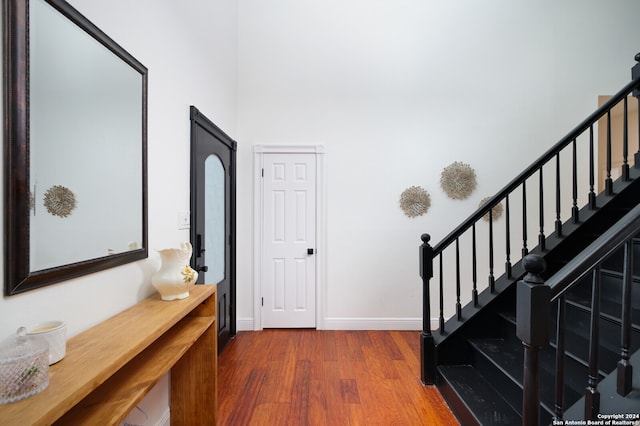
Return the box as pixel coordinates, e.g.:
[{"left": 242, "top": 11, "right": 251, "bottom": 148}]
[
  {"left": 236, "top": 317, "right": 439, "bottom": 331},
  {"left": 431, "top": 318, "right": 439, "bottom": 332},
  {"left": 237, "top": 318, "right": 255, "bottom": 331},
  {"left": 157, "top": 409, "right": 170, "bottom": 426},
  {"left": 322, "top": 317, "right": 422, "bottom": 330}
]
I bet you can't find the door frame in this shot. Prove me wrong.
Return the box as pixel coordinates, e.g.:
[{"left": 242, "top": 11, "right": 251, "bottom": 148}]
[
  {"left": 253, "top": 144, "right": 325, "bottom": 330},
  {"left": 190, "top": 106, "right": 237, "bottom": 346}
]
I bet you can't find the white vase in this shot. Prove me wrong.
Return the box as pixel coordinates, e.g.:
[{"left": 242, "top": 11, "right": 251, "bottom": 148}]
[{"left": 151, "top": 242, "right": 198, "bottom": 301}]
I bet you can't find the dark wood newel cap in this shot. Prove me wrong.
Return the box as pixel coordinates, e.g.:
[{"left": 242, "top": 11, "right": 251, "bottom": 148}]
[{"left": 522, "top": 253, "right": 546, "bottom": 277}]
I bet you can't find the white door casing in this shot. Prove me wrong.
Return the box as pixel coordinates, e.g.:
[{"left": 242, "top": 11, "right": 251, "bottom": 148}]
[{"left": 254, "top": 145, "right": 325, "bottom": 330}]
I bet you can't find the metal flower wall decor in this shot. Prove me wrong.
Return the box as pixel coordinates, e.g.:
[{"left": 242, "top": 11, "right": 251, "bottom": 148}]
[
  {"left": 440, "top": 161, "right": 477, "bottom": 200},
  {"left": 43, "top": 185, "right": 77, "bottom": 218},
  {"left": 479, "top": 196, "right": 504, "bottom": 221},
  {"left": 399, "top": 186, "right": 431, "bottom": 218}
]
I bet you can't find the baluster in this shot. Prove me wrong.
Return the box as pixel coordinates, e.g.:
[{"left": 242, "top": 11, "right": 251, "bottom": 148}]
[
  {"left": 555, "top": 153, "right": 563, "bottom": 237},
  {"left": 572, "top": 139, "right": 579, "bottom": 223},
  {"left": 539, "top": 167, "right": 546, "bottom": 250},
  {"left": 617, "top": 239, "right": 633, "bottom": 396},
  {"left": 455, "top": 238, "right": 462, "bottom": 320},
  {"left": 622, "top": 97, "right": 630, "bottom": 181},
  {"left": 633, "top": 53, "right": 640, "bottom": 166},
  {"left": 505, "top": 195, "right": 512, "bottom": 278},
  {"left": 605, "top": 111, "right": 614, "bottom": 195},
  {"left": 585, "top": 266, "right": 601, "bottom": 419},
  {"left": 489, "top": 210, "right": 495, "bottom": 292},
  {"left": 554, "top": 295, "right": 567, "bottom": 420},
  {"left": 589, "top": 125, "right": 597, "bottom": 208},
  {"left": 522, "top": 181, "right": 528, "bottom": 257},
  {"left": 439, "top": 254, "right": 445, "bottom": 333},
  {"left": 419, "top": 234, "right": 436, "bottom": 385},
  {"left": 472, "top": 223, "right": 478, "bottom": 307},
  {"left": 516, "top": 254, "right": 549, "bottom": 426},
  {"left": 637, "top": 94, "right": 640, "bottom": 166}
]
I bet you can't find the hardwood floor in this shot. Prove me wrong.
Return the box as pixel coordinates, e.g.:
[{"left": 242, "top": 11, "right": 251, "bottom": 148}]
[{"left": 217, "top": 330, "right": 459, "bottom": 425}]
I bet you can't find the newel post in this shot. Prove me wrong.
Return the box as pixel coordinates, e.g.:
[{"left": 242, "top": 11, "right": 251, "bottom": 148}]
[
  {"left": 516, "top": 254, "right": 550, "bottom": 426},
  {"left": 420, "top": 234, "right": 436, "bottom": 385}
]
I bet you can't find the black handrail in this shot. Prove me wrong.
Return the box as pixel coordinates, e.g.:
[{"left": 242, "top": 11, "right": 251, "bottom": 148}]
[
  {"left": 546, "top": 203, "right": 640, "bottom": 299},
  {"left": 432, "top": 76, "right": 640, "bottom": 256}
]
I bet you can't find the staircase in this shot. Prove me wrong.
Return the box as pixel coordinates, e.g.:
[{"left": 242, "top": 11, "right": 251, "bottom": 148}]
[
  {"left": 436, "top": 231, "right": 640, "bottom": 424},
  {"left": 420, "top": 55, "right": 640, "bottom": 425}
]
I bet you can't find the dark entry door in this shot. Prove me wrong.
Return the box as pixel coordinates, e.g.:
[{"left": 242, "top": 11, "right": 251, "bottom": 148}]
[{"left": 190, "top": 106, "right": 236, "bottom": 353}]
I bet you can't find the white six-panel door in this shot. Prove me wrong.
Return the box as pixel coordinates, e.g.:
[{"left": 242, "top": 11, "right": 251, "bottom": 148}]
[{"left": 261, "top": 153, "right": 317, "bottom": 328}]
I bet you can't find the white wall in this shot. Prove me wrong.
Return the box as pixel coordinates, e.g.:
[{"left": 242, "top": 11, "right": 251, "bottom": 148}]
[
  {"left": 235, "top": 0, "right": 640, "bottom": 328},
  {"left": 0, "top": 0, "right": 237, "bottom": 423}
]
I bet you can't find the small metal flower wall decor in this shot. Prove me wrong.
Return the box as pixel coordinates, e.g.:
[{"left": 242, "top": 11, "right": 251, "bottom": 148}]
[
  {"left": 440, "top": 161, "right": 477, "bottom": 200},
  {"left": 43, "top": 185, "right": 77, "bottom": 218},
  {"left": 479, "top": 196, "right": 504, "bottom": 221},
  {"left": 399, "top": 186, "right": 431, "bottom": 218}
]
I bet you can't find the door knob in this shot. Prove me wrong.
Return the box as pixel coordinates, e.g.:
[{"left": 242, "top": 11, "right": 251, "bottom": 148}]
[
  {"left": 307, "top": 248, "right": 314, "bottom": 255},
  {"left": 196, "top": 265, "right": 208, "bottom": 272}
]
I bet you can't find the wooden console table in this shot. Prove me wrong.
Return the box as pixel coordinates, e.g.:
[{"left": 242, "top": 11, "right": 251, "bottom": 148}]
[{"left": 0, "top": 285, "right": 217, "bottom": 426}]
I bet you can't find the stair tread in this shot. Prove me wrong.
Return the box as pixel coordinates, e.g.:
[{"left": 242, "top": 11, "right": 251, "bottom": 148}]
[
  {"left": 438, "top": 364, "right": 521, "bottom": 425},
  {"left": 552, "top": 304, "right": 639, "bottom": 374},
  {"left": 563, "top": 348, "right": 640, "bottom": 420},
  {"left": 567, "top": 294, "right": 640, "bottom": 327},
  {"left": 601, "top": 238, "right": 640, "bottom": 275},
  {"left": 496, "top": 304, "right": 632, "bottom": 375},
  {"left": 469, "top": 337, "right": 583, "bottom": 411},
  {"left": 566, "top": 277, "right": 640, "bottom": 328}
]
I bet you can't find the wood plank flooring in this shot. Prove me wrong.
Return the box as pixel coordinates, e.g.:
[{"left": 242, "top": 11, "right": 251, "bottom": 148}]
[{"left": 217, "top": 330, "right": 459, "bottom": 425}]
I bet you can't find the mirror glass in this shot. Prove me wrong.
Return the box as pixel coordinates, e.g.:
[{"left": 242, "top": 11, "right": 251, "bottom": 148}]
[
  {"left": 205, "top": 154, "right": 225, "bottom": 284},
  {"left": 4, "top": 0, "right": 148, "bottom": 294},
  {"left": 30, "top": 0, "right": 143, "bottom": 270}
]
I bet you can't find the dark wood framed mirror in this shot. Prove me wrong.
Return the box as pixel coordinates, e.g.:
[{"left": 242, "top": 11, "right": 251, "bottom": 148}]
[{"left": 3, "top": 0, "right": 148, "bottom": 295}]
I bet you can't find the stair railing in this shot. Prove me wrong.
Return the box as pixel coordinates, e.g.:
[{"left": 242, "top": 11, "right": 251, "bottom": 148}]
[
  {"left": 420, "top": 54, "right": 640, "bottom": 385},
  {"left": 517, "top": 202, "right": 640, "bottom": 423}
]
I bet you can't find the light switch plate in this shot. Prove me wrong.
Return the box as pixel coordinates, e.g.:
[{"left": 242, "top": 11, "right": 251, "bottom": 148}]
[{"left": 178, "top": 211, "right": 190, "bottom": 229}]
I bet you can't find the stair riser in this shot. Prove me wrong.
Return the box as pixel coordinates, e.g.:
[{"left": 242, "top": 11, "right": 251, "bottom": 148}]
[
  {"left": 436, "top": 374, "right": 482, "bottom": 426},
  {"left": 437, "top": 365, "right": 522, "bottom": 425},
  {"left": 496, "top": 322, "right": 589, "bottom": 400},
  {"left": 472, "top": 360, "right": 553, "bottom": 426},
  {"left": 471, "top": 346, "right": 524, "bottom": 416},
  {"left": 550, "top": 302, "right": 640, "bottom": 374},
  {"left": 569, "top": 272, "right": 640, "bottom": 310},
  {"left": 601, "top": 238, "right": 640, "bottom": 275}
]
